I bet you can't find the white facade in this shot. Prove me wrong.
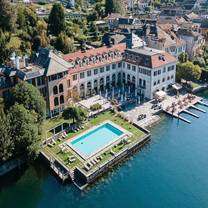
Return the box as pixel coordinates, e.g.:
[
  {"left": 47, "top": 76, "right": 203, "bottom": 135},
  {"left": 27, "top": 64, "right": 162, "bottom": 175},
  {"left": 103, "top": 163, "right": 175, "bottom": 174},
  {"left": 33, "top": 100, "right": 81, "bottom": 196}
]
[{"left": 68, "top": 47, "right": 177, "bottom": 100}]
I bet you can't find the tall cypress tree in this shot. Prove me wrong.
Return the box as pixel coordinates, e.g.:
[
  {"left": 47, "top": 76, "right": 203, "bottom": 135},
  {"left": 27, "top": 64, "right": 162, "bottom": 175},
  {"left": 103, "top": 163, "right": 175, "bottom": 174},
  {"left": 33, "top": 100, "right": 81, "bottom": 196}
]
[
  {"left": 48, "top": 3, "right": 65, "bottom": 36},
  {"left": 0, "top": 0, "right": 16, "bottom": 32},
  {"left": 105, "top": 0, "right": 114, "bottom": 15},
  {"left": 105, "top": 0, "right": 126, "bottom": 15}
]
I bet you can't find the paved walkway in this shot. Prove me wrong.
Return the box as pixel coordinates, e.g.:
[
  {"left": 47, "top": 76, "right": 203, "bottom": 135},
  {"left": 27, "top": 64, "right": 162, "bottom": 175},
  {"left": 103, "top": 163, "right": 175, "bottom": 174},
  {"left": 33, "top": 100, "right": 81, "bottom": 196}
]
[{"left": 121, "top": 100, "right": 161, "bottom": 127}]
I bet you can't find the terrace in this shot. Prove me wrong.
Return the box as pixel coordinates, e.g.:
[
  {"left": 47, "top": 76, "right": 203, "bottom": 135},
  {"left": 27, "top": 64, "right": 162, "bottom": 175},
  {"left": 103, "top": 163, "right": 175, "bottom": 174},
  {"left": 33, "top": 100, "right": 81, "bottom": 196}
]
[{"left": 41, "top": 110, "right": 149, "bottom": 186}]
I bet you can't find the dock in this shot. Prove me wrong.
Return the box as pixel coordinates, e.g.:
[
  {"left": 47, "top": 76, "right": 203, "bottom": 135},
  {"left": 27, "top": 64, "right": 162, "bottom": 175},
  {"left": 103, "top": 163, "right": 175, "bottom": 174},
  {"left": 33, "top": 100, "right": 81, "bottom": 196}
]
[
  {"left": 183, "top": 110, "right": 199, "bottom": 118},
  {"left": 190, "top": 105, "right": 206, "bottom": 113},
  {"left": 198, "top": 101, "right": 208, "bottom": 107},
  {"left": 161, "top": 94, "right": 205, "bottom": 124}
]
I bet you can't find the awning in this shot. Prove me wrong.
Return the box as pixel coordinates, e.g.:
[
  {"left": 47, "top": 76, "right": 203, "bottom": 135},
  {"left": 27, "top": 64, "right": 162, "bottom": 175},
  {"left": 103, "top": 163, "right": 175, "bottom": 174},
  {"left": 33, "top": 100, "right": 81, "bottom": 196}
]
[
  {"left": 172, "top": 83, "right": 182, "bottom": 91},
  {"left": 155, "top": 90, "right": 166, "bottom": 98}
]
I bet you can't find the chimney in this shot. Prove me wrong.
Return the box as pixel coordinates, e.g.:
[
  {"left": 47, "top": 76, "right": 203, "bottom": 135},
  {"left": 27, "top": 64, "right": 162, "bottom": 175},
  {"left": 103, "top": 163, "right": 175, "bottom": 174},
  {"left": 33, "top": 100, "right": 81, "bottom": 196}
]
[
  {"left": 10, "top": 52, "right": 16, "bottom": 66},
  {"left": 23, "top": 55, "right": 29, "bottom": 68},
  {"left": 15, "top": 56, "right": 20, "bottom": 70}
]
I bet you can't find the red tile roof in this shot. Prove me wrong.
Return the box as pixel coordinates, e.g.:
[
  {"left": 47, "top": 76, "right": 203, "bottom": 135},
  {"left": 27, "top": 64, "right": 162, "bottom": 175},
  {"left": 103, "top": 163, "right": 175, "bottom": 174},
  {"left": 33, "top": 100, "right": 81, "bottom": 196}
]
[
  {"left": 151, "top": 52, "right": 177, "bottom": 68},
  {"left": 63, "top": 43, "right": 126, "bottom": 74}
]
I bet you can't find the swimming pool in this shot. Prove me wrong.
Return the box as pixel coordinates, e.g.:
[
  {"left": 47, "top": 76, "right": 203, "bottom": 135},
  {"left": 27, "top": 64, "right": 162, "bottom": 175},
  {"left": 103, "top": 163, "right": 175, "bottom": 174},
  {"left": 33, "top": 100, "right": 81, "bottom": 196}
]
[{"left": 66, "top": 121, "right": 126, "bottom": 160}]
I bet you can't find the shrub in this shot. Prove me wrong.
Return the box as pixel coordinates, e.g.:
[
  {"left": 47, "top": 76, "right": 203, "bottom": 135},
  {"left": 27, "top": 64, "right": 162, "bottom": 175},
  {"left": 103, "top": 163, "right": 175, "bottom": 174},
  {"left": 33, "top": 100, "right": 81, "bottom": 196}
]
[{"left": 90, "top": 103, "right": 102, "bottom": 111}]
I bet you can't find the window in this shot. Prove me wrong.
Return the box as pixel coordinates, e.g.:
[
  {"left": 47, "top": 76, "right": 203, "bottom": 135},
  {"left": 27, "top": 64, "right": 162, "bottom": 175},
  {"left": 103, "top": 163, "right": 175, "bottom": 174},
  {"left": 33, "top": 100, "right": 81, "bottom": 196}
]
[
  {"left": 167, "top": 76, "right": 170, "bottom": 80},
  {"left": 157, "top": 80, "right": 160, "bottom": 84},
  {"left": 163, "top": 67, "right": 166, "bottom": 73},
  {"left": 171, "top": 75, "right": 174, "bottom": 79},
  {"left": 154, "top": 71, "right": 157, "bottom": 76},
  {"left": 158, "top": 70, "right": 161, "bottom": 75},
  {"left": 94, "top": 69, "right": 98, "bottom": 75},
  {"left": 53, "top": 86, "right": 58, "bottom": 95},
  {"left": 162, "top": 78, "right": 165, "bottom": 82},
  {"left": 168, "top": 65, "right": 175, "bottom": 71},
  {"left": 139, "top": 78, "right": 142, "bottom": 86},
  {"left": 112, "top": 64, "right": 116, "bottom": 69},
  {"left": 59, "top": 84, "right": 64, "bottom": 93},
  {"left": 100, "top": 67, "right": 104, "bottom": 73},
  {"left": 143, "top": 80, "right": 146, "bottom": 88},
  {"left": 87, "top": 70, "right": 91, "bottom": 77},
  {"left": 132, "top": 65, "right": 136, "bottom": 72},
  {"left": 154, "top": 81, "right": 157, "bottom": 86},
  {"left": 60, "top": 95, "right": 64, "bottom": 104},
  {"left": 106, "top": 65, "right": 110, "bottom": 71},
  {"left": 80, "top": 72, "right": 85, "bottom": 79},
  {"left": 73, "top": 74, "right": 77, "bottom": 81},
  {"left": 118, "top": 62, "right": 122, "bottom": 68},
  {"left": 54, "top": 97, "right": 59, "bottom": 106},
  {"left": 127, "top": 64, "right": 131, "bottom": 70},
  {"left": 67, "top": 80, "right": 70, "bottom": 87},
  {"left": 37, "top": 76, "right": 45, "bottom": 86}
]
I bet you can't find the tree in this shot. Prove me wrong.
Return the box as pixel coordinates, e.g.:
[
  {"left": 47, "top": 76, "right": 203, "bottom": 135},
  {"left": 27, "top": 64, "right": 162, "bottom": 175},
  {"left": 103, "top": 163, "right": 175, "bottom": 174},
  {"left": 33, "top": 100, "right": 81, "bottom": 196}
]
[
  {"left": 176, "top": 61, "right": 202, "bottom": 82},
  {"left": 11, "top": 81, "right": 46, "bottom": 123},
  {"left": 8, "top": 104, "right": 39, "bottom": 160},
  {"left": 54, "top": 33, "right": 74, "bottom": 54},
  {"left": 0, "top": 110, "right": 14, "bottom": 163},
  {"left": 0, "top": 30, "right": 11, "bottom": 64},
  {"left": 0, "top": 0, "right": 16, "bottom": 32},
  {"left": 105, "top": 0, "right": 113, "bottom": 15},
  {"left": 105, "top": 0, "right": 126, "bottom": 15},
  {"left": 48, "top": 3, "right": 65, "bottom": 36},
  {"left": 63, "top": 105, "right": 87, "bottom": 123},
  {"left": 32, "top": 35, "right": 41, "bottom": 52},
  {"left": 178, "top": 52, "right": 189, "bottom": 63}
]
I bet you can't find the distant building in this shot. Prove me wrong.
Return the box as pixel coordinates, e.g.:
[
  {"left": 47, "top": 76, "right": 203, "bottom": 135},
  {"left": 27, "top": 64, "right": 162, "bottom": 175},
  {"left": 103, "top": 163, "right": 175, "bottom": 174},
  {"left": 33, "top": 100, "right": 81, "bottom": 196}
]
[
  {"left": 177, "top": 26, "right": 205, "bottom": 58},
  {"left": 146, "top": 26, "right": 186, "bottom": 58}
]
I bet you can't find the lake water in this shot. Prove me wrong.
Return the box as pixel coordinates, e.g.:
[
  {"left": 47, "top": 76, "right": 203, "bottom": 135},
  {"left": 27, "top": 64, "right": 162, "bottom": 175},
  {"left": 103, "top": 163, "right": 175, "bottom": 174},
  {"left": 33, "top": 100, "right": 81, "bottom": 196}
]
[{"left": 1, "top": 91, "right": 208, "bottom": 208}]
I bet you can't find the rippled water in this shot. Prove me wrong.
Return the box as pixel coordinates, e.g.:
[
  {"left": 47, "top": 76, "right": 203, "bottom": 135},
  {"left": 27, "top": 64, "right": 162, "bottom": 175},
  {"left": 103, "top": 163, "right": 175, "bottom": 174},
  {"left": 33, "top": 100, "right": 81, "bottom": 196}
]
[{"left": 1, "top": 91, "right": 208, "bottom": 208}]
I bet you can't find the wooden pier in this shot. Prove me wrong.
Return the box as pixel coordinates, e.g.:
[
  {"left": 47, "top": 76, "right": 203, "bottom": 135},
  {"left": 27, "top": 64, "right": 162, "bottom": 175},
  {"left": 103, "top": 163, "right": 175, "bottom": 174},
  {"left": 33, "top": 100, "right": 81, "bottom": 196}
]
[
  {"left": 198, "top": 101, "right": 208, "bottom": 107},
  {"left": 190, "top": 105, "right": 206, "bottom": 113},
  {"left": 161, "top": 94, "right": 206, "bottom": 124},
  {"left": 183, "top": 110, "right": 199, "bottom": 118}
]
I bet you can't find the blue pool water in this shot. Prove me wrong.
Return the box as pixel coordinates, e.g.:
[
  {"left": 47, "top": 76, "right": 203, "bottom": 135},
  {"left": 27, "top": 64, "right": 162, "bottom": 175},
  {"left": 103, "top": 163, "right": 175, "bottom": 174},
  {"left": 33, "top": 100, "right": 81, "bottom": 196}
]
[{"left": 68, "top": 123, "right": 123, "bottom": 158}]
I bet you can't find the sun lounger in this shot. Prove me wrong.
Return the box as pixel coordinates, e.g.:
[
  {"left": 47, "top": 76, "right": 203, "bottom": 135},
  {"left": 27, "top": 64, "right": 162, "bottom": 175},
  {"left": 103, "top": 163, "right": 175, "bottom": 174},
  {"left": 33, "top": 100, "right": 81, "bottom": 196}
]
[
  {"left": 48, "top": 143, "right": 53, "bottom": 148},
  {"left": 58, "top": 137, "right": 62, "bottom": 142},
  {"left": 84, "top": 164, "right": 90, "bottom": 171},
  {"left": 89, "top": 161, "right": 94, "bottom": 166},
  {"left": 110, "top": 149, "right": 115, "bottom": 156},
  {"left": 91, "top": 160, "right": 96, "bottom": 165},
  {"left": 52, "top": 139, "right": 56, "bottom": 145},
  {"left": 69, "top": 158, "right": 76, "bottom": 163},
  {"left": 93, "top": 158, "right": 98, "bottom": 164}
]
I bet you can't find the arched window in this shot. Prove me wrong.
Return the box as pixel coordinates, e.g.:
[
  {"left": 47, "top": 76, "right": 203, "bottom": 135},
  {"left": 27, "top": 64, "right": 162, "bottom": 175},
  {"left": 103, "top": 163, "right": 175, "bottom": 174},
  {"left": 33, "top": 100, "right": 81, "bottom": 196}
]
[
  {"left": 112, "top": 74, "right": 116, "bottom": 81},
  {"left": 60, "top": 95, "right": 64, "bottom": 104},
  {"left": 54, "top": 97, "right": 59, "bottom": 106},
  {"left": 132, "top": 76, "right": 136, "bottom": 83},
  {"left": 59, "top": 84, "right": 64, "bottom": 93},
  {"left": 53, "top": 86, "right": 58, "bottom": 95}
]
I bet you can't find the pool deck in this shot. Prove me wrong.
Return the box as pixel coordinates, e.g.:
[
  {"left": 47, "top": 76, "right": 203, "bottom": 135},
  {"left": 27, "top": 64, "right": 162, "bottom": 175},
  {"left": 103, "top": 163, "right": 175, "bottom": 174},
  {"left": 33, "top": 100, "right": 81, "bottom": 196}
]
[
  {"left": 65, "top": 120, "right": 132, "bottom": 160},
  {"left": 41, "top": 117, "right": 150, "bottom": 190}
]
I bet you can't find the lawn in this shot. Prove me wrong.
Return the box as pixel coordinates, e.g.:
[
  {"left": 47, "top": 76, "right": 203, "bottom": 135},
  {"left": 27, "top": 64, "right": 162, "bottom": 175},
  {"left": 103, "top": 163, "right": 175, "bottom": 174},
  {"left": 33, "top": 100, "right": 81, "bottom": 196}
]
[
  {"left": 42, "top": 111, "right": 146, "bottom": 172},
  {"left": 43, "top": 116, "right": 71, "bottom": 138}
]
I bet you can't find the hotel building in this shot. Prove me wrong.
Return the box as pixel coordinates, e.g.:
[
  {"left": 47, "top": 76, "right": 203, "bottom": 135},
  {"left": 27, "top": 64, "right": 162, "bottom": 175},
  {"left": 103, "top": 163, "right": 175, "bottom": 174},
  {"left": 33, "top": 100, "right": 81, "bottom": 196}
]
[{"left": 0, "top": 43, "right": 177, "bottom": 117}]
